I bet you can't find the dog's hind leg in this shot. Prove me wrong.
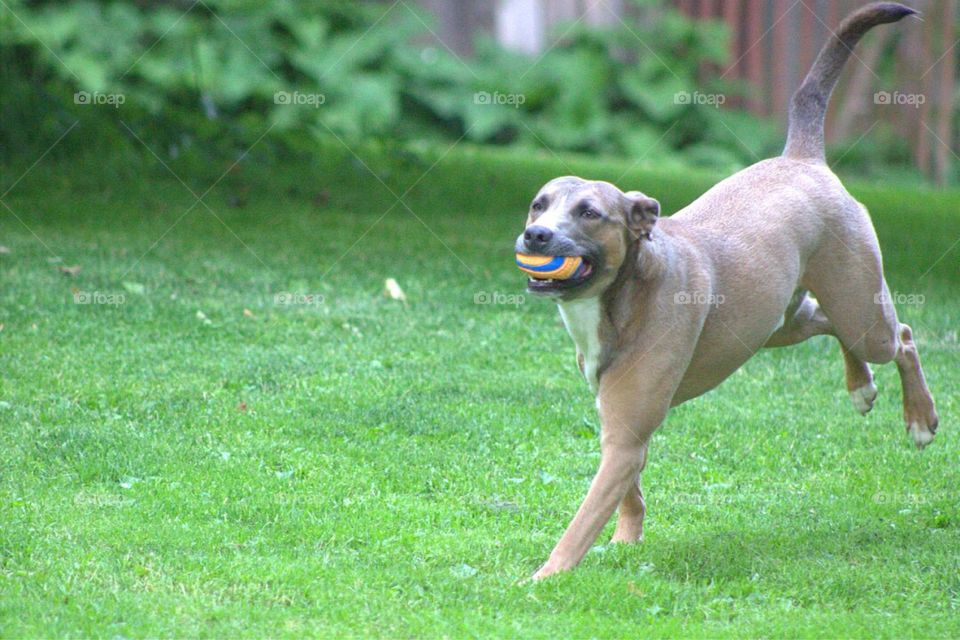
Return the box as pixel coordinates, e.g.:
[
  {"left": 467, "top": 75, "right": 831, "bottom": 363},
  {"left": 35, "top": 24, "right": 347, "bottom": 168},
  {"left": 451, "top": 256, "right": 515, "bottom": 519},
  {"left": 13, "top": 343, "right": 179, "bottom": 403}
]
[
  {"left": 842, "top": 346, "right": 878, "bottom": 415},
  {"left": 894, "top": 323, "right": 939, "bottom": 448},
  {"left": 764, "top": 290, "right": 832, "bottom": 346},
  {"left": 764, "top": 291, "right": 877, "bottom": 414},
  {"left": 802, "top": 204, "right": 938, "bottom": 447}
]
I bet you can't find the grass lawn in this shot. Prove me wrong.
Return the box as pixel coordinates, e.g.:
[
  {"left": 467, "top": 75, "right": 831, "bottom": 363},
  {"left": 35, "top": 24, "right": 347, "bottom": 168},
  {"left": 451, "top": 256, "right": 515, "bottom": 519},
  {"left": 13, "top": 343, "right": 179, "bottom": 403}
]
[{"left": 1, "top": 140, "right": 958, "bottom": 638}]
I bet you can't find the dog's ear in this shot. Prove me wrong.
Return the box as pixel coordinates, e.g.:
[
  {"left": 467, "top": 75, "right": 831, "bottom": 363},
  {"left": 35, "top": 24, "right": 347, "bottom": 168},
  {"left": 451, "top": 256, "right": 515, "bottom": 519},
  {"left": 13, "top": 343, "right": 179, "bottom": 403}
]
[{"left": 624, "top": 191, "right": 660, "bottom": 240}]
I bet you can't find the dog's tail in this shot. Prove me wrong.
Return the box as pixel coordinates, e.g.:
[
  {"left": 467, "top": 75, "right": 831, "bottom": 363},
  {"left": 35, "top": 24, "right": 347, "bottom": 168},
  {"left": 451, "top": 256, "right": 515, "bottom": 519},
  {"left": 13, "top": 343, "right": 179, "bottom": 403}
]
[{"left": 782, "top": 2, "right": 917, "bottom": 161}]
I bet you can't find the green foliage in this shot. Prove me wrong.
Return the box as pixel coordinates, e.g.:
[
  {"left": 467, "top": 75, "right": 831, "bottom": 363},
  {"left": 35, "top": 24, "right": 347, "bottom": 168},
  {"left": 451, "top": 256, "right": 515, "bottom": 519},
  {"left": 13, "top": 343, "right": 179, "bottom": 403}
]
[
  {"left": 1, "top": 0, "right": 782, "bottom": 172},
  {"left": 0, "top": 0, "right": 935, "bottom": 182}
]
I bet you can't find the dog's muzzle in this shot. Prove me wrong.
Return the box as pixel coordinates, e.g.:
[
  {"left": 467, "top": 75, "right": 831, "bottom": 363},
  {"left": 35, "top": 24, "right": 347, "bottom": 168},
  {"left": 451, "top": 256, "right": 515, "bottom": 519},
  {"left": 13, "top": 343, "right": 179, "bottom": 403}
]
[{"left": 514, "top": 228, "right": 597, "bottom": 294}]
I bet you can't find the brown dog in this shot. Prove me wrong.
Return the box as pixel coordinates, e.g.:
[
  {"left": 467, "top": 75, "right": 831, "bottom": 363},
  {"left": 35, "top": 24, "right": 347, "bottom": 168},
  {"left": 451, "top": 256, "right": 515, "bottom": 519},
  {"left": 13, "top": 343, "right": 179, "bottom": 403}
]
[{"left": 515, "top": 2, "right": 939, "bottom": 580}]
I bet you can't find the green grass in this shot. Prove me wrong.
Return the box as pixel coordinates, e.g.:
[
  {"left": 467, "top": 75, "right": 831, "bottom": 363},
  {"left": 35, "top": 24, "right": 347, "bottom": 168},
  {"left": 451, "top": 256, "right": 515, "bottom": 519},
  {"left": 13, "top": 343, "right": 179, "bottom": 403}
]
[{"left": 1, "top": 140, "right": 958, "bottom": 638}]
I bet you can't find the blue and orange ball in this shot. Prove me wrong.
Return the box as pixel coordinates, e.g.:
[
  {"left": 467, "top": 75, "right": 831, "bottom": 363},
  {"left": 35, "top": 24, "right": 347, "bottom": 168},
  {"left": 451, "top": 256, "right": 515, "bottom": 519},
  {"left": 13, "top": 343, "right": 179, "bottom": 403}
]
[{"left": 516, "top": 254, "right": 586, "bottom": 280}]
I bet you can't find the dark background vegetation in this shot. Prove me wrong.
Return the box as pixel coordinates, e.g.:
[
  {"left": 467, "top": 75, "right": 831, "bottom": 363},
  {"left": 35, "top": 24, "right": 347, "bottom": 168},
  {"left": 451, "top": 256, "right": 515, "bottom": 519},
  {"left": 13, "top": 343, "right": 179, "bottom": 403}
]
[{"left": 2, "top": 0, "right": 956, "bottom": 185}]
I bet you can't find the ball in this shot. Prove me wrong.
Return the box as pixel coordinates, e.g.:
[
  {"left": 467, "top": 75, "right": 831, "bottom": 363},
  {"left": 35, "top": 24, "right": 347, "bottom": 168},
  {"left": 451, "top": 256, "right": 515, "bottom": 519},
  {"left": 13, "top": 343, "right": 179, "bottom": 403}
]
[{"left": 516, "top": 253, "right": 585, "bottom": 280}]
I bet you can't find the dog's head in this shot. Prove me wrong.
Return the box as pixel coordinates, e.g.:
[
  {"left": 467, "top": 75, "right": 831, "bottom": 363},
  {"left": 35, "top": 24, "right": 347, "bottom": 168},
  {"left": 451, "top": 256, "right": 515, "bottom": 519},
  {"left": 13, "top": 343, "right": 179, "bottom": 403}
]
[{"left": 514, "top": 176, "right": 659, "bottom": 299}]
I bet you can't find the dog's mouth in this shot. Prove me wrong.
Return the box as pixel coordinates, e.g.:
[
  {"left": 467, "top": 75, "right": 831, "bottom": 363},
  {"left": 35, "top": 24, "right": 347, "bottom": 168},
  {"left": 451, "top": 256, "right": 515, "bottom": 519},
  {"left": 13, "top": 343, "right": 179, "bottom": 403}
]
[{"left": 524, "top": 256, "right": 595, "bottom": 294}]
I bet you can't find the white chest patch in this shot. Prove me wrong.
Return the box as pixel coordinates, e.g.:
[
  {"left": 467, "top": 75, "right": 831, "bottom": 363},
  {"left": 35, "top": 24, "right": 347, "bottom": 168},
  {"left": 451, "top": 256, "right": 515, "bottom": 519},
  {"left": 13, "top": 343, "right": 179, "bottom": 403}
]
[{"left": 557, "top": 298, "right": 603, "bottom": 395}]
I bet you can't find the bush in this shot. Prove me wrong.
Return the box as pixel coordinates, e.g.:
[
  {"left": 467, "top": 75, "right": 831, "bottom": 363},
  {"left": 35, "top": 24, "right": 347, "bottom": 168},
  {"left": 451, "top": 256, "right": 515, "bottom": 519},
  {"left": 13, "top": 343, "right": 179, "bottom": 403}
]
[{"left": 0, "top": 0, "right": 913, "bottom": 181}]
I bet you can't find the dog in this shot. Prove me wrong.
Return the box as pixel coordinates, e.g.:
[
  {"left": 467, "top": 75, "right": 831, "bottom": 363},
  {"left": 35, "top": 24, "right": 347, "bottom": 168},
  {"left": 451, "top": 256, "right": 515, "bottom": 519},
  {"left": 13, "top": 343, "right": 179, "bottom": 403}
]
[{"left": 514, "top": 2, "right": 939, "bottom": 580}]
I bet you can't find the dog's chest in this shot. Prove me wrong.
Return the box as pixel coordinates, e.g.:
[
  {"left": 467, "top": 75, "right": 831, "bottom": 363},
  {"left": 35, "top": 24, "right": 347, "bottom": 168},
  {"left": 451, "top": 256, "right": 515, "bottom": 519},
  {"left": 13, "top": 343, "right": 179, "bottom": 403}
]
[{"left": 557, "top": 298, "right": 602, "bottom": 395}]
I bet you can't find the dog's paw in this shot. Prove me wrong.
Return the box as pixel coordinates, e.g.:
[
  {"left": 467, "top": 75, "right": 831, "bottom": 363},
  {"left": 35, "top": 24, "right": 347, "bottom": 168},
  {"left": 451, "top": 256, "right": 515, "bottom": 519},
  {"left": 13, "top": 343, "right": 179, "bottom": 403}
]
[
  {"left": 904, "top": 392, "right": 938, "bottom": 450},
  {"left": 907, "top": 422, "right": 936, "bottom": 449},
  {"left": 907, "top": 410, "right": 938, "bottom": 450},
  {"left": 530, "top": 559, "right": 571, "bottom": 581},
  {"left": 849, "top": 382, "right": 878, "bottom": 415}
]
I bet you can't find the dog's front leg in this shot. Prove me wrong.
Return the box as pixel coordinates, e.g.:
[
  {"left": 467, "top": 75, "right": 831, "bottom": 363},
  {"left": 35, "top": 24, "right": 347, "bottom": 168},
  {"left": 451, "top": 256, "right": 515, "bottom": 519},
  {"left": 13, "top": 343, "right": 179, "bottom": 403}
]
[
  {"left": 532, "top": 436, "right": 645, "bottom": 580},
  {"left": 611, "top": 444, "right": 648, "bottom": 543},
  {"left": 532, "top": 366, "right": 671, "bottom": 580}
]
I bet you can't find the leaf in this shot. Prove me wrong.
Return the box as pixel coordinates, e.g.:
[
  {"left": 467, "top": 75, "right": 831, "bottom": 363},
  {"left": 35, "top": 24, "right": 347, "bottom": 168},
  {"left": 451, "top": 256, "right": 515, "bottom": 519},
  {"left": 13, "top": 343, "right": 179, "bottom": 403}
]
[
  {"left": 462, "top": 101, "right": 520, "bottom": 141},
  {"left": 0, "top": 246, "right": 10, "bottom": 254},
  {"left": 383, "top": 278, "right": 407, "bottom": 305},
  {"left": 122, "top": 281, "right": 145, "bottom": 295},
  {"left": 320, "top": 73, "right": 401, "bottom": 138},
  {"left": 59, "top": 265, "right": 81, "bottom": 276},
  {"left": 618, "top": 122, "right": 675, "bottom": 159},
  {"left": 620, "top": 71, "right": 689, "bottom": 122}
]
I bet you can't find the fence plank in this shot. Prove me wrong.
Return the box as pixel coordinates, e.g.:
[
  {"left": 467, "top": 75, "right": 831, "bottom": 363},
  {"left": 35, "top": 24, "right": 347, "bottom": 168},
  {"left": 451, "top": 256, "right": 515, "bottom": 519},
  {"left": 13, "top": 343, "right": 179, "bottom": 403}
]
[
  {"left": 934, "top": 0, "right": 956, "bottom": 185},
  {"left": 418, "top": 0, "right": 492, "bottom": 55},
  {"left": 723, "top": 0, "right": 743, "bottom": 108},
  {"left": 745, "top": 0, "right": 766, "bottom": 113},
  {"left": 915, "top": 0, "right": 935, "bottom": 174},
  {"left": 771, "top": 0, "right": 793, "bottom": 119}
]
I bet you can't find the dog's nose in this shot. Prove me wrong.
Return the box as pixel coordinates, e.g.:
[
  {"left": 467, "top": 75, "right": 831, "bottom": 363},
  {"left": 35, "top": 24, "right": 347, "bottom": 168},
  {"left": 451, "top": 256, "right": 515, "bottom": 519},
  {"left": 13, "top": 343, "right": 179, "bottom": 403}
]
[{"left": 523, "top": 225, "right": 554, "bottom": 253}]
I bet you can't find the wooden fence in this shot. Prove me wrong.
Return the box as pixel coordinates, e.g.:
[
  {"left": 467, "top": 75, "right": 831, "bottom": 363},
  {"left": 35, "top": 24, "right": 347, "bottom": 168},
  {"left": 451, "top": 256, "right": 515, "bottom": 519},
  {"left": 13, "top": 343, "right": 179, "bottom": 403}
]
[
  {"left": 678, "top": 0, "right": 956, "bottom": 184},
  {"left": 419, "top": 0, "right": 957, "bottom": 184}
]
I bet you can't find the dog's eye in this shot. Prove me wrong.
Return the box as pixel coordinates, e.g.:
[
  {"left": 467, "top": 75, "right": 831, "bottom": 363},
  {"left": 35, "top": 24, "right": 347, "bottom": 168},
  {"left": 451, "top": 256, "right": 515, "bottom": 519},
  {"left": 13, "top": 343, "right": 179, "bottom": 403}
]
[
  {"left": 531, "top": 201, "right": 544, "bottom": 212},
  {"left": 580, "top": 207, "right": 602, "bottom": 219}
]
